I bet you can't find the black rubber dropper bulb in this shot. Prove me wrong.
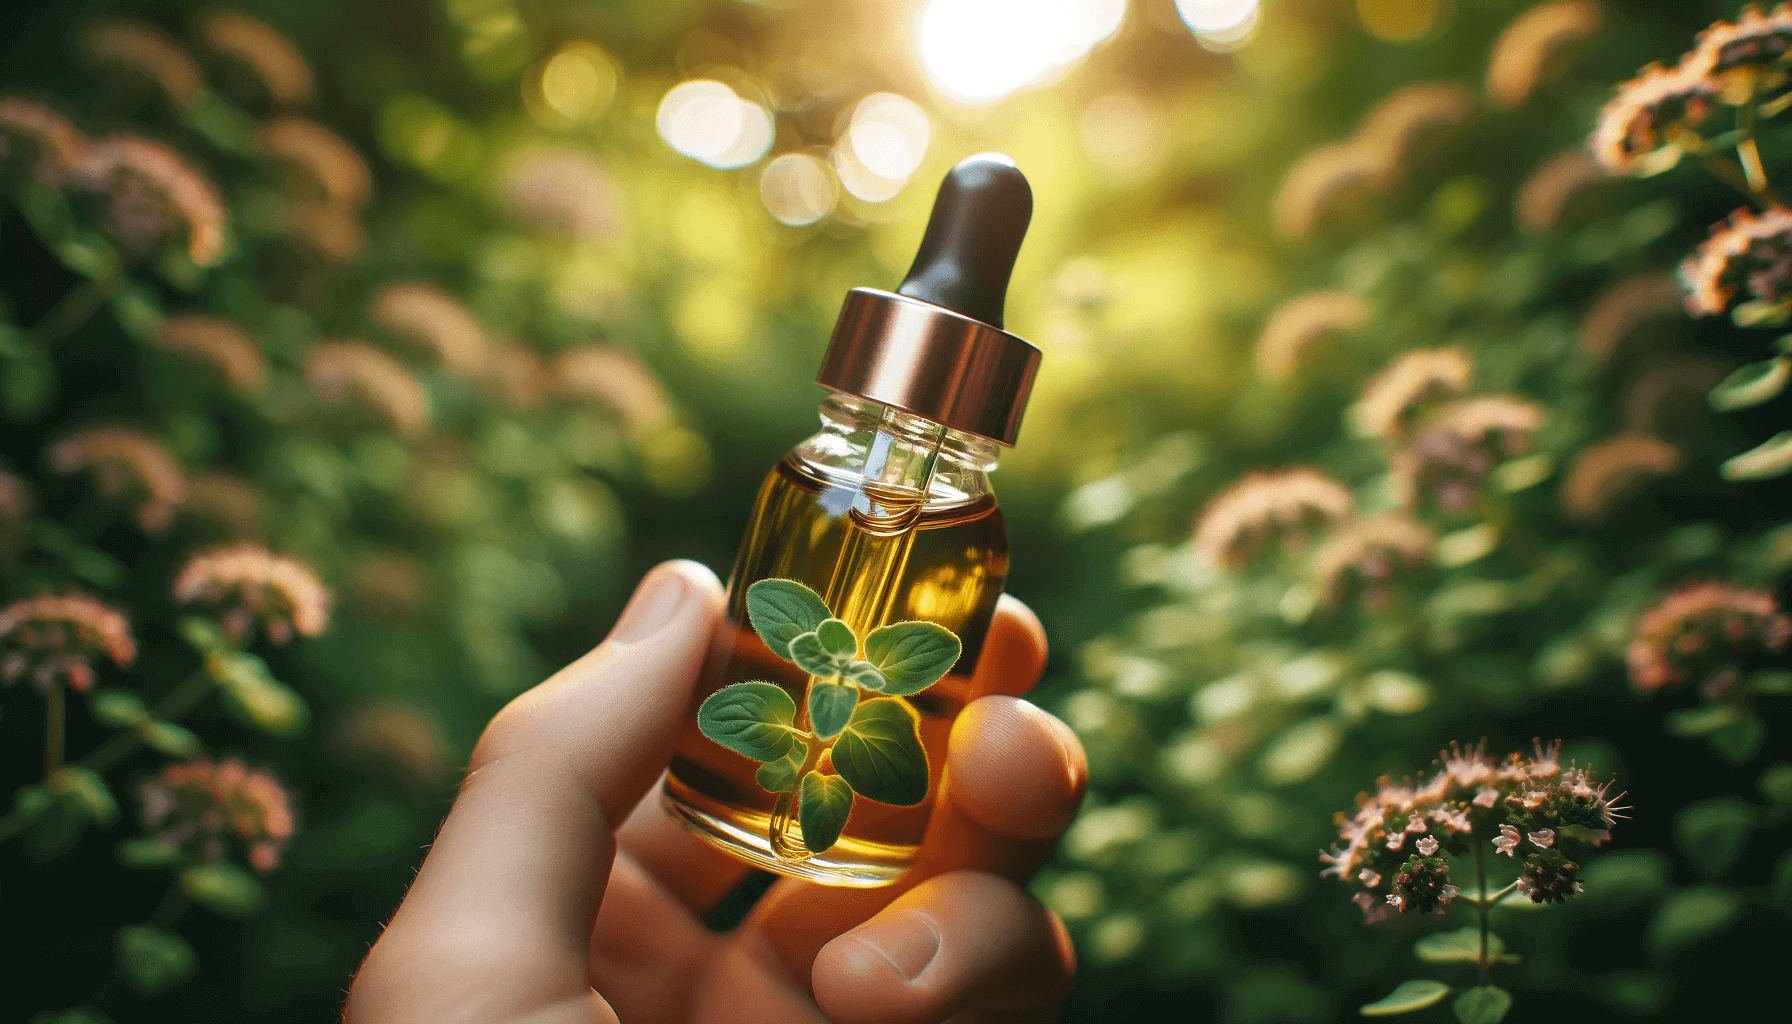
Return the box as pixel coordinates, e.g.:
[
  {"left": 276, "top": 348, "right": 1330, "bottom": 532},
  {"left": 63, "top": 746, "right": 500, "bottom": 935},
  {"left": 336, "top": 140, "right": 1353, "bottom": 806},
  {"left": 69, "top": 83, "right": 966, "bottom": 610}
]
[{"left": 896, "top": 154, "right": 1033, "bottom": 330}]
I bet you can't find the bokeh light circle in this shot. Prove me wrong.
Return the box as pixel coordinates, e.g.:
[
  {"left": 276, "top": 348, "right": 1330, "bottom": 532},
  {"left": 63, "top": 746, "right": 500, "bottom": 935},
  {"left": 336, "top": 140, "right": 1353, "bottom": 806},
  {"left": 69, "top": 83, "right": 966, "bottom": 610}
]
[
  {"left": 848, "top": 93, "right": 931, "bottom": 182},
  {"left": 539, "top": 43, "right": 618, "bottom": 121},
  {"left": 760, "top": 153, "right": 837, "bottom": 225},
  {"left": 657, "top": 80, "right": 744, "bottom": 164},
  {"left": 1174, "top": 0, "right": 1260, "bottom": 33}
]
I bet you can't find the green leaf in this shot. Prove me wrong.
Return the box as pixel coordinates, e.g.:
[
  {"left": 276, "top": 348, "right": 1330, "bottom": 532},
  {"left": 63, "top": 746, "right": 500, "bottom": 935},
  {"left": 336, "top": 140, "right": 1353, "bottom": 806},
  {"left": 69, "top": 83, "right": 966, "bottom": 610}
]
[
  {"left": 788, "top": 631, "right": 844, "bottom": 677},
  {"left": 697, "top": 681, "right": 802, "bottom": 762},
  {"left": 1578, "top": 849, "right": 1670, "bottom": 904},
  {"left": 1748, "top": 668, "right": 1792, "bottom": 694},
  {"left": 1721, "top": 430, "right": 1792, "bottom": 480},
  {"left": 211, "top": 651, "right": 309, "bottom": 736},
  {"left": 863, "top": 621, "right": 962, "bottom": 696},
  {"left": 1709, "top": 713, "right": 1766, "bottom": 765},
  {"left": 1360, "top": 979, "right": 1451, "bottom": 1016},
  {"left": 1664, "top": 703, "right": 1745, "bottom": 736},
  {"left": 1452, "top": 986, "right": 1512, "bottom": 1024},
  {"left": 28, "top": 1008, "right": 115, "bottom": 1024},
  {"left": 808, "top": 680, "right": 858, "bottom": 740},
  {"left": 842, "top": 660, "right": 886, "bottom": 690},
  {"left": 755, "top": 747, "right": 805, "bottom": 793},
  {"left": 1758, "top": 762, "right": 1792, "bottom": 808},
  {"left": 116, "top": 924, "right": 197, "bottom": 995},
  {"left": 178, "top": 616, "right": 231, "bottom": 654},
  {"left": 2, "top": 348, "right": 55, "bottom": 422},
  {"left": 1414, "top": 927, "right": 1510, "bottom": 964},
  {"left": 1710, "top": 357, "right": 1791, "bottom": 411},
  {"left": 137, "top": 720, "right": 202, "bottom": 757},
  {"left": 746, "top": 579, "right": 832, "bottom": 659},
  {"left": 1649, "top": 886, "right": 1743, "bottom": 956},
  {"left": 180, "top": 862, "right": 268, "bottom": 919},
  {"left": 831, "top": 698, "right": 929, "bottom": 806},
  {"left": 117, "top": 836, "right": 184, "bottom": 868},
  {"left": 1674, "top": 797, "right": 1757, "bottom": 879},
  {"left": 88, "top": 690, "right": 148, "bottom": 728},
  {"left": 51, "top": 766, "right": 118, "bottom": 825},
  {"left": 816, "top": 618, "right": 857, "bottom": 659},
  {"left": 798, "top": 772, "right": 854, "bottom": 853}
]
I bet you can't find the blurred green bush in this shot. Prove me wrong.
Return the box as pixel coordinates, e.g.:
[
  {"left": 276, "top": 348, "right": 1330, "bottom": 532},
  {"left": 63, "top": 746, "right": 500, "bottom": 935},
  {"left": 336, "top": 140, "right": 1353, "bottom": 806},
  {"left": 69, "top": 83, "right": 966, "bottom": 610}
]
[{"left": 2, "top": 1, "right": 1789, "bottom": 1022}]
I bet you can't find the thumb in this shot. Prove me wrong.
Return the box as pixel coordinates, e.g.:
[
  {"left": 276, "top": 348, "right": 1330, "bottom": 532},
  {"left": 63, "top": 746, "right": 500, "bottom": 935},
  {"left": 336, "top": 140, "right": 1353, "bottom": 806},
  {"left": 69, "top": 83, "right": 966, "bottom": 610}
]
[{"left": 347, "top": 560, "right": 723, "bottom": 1024}]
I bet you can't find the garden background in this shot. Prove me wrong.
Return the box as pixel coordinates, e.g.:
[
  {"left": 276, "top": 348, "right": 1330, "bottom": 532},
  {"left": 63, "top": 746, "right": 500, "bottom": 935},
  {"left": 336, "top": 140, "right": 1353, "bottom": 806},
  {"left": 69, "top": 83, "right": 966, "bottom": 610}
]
[{"left": 3, "top": 0, "right": 1789, "bottom": 1021}]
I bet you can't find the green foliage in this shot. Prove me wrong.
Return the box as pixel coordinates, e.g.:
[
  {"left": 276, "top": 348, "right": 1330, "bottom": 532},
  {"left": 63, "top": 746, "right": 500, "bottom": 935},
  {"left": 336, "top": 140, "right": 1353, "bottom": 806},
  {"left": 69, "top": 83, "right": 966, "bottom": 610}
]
[
  {"left": 1414, "top": 929, "right": 1512, "bottom": 965},
  {"left": 180, "top": 863, "right": 269, "bottom": 919},
  {"left": 1452, "top": 986, "right": 1512, "bottom": 1024},
  {"left": 1672, "top": 797, "right": 1757, "bottom": 878},
  {"left": 697, "top": 578, "right": 950, "bottom": 847},
  {"left": 1360, "top": 980, "right": 1450, "bottom": 1016},
  {"left": 115, "top": 924, "right": 197, "bottom": 996},
  {"left": 1648, "top": 886, "right": 1744, "bottom": 956}
]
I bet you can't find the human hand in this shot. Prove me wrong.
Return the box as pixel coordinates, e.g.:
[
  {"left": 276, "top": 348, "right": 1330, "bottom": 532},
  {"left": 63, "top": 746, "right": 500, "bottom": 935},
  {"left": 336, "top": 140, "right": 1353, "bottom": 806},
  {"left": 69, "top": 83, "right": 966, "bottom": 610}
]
[{"left": 345, "top": 559, "right": 1088, "bottom": 1024}]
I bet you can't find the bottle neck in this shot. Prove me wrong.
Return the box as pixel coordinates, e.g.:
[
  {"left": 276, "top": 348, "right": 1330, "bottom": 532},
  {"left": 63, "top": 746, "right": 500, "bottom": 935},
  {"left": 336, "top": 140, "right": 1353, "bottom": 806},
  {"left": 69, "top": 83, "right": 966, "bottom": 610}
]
[{"left": 791, "top": 394, "right": 1000, "bottom": 515}]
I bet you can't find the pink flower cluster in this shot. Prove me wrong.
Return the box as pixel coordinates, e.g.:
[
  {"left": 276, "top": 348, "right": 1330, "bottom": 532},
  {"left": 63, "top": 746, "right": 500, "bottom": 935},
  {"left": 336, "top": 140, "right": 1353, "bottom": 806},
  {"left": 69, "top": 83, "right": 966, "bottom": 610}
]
[
  {"left": 173, "top": 544, "right": 333, "bottom": 644},
  {"left": 0, "top": 592, "right": 137, "bottom": 691},
  {"left": 140, "top": 757, "right": 295, "bottom": 872},
  {"left": 1322, "top": 741, "right": 1629, "bottom": 921},
  {"left": 1626, "top": 581, "right": 1792, "bottom": 694}
]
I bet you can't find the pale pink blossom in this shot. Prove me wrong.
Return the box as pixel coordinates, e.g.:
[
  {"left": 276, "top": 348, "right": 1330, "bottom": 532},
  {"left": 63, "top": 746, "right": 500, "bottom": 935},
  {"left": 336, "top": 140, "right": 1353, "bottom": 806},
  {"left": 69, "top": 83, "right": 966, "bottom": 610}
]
[
  {"left": 1494, "top": 824, "right": 1521, "bottom": 857},
  {"left": 1415, "top": 836, "right": 1439, "bottom": 857},
  {"left": 1528, "top": 829, "right": 1556, "bottom": 850}
]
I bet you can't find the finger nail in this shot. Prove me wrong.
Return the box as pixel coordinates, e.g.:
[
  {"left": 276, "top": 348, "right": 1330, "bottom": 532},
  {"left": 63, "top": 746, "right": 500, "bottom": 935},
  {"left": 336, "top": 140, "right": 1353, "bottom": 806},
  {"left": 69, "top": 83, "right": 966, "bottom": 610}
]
[
  {"left": 848, "top": 909, "right": 941, "bottom": 981},
  {"left": 609, "top": 564, "right": 693, "bottom": 645}
]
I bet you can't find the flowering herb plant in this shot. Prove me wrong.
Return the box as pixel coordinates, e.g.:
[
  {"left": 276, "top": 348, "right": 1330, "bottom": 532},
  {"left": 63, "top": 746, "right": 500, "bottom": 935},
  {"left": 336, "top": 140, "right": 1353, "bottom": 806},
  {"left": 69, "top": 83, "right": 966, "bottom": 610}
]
[{"left": 1327, "top": 742, "right": 1631, "bottom": 1021}]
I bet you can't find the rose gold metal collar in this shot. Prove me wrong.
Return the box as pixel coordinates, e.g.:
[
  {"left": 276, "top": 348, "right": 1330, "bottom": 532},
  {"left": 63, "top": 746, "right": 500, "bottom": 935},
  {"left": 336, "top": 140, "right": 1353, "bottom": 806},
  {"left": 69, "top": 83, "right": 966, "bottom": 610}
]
[{"left": 815, "top": 288, "right": 1041, "bottom": 446}]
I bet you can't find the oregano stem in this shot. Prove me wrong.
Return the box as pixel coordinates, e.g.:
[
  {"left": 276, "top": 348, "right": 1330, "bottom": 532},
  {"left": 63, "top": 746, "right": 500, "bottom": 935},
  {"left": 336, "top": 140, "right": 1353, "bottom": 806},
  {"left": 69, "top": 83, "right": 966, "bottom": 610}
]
[
  {"left": 767, "top": 735, "right": 827, "bottom": 861},
  {"left": 45, "top": 682, "right": 66, "bottom": 779},
  {"left": 1473, "top": 837, "right": 1491, "bottom": 987},
  {"left": 81, "top": 666, "right": 213, "bottom": 773}
]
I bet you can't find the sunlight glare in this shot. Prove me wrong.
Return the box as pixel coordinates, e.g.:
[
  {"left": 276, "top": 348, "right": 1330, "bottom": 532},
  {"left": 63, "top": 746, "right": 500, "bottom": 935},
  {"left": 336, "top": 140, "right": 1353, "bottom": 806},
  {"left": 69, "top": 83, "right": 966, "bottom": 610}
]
[{"left": 917, "top": 0, "right": 1127, "bottom": 106}]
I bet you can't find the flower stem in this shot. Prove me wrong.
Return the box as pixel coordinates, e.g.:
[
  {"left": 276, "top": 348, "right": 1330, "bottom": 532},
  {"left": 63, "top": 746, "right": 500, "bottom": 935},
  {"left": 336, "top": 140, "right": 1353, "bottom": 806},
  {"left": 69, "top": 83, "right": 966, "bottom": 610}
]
[
  {"left": 767, "top": 736, "right": 826, "bottom": 861},
  {"left": 81, "top": 666, "right": 213, "bottom": 772},
  {"left": 1474, "top": 837, "right": 1491, "bottom": 987},
  {"left": 28, "top": 277, "right": 113, "bottom": 350},
  {"left": 44, "top": 682, "right": 65, "bottom": 779}
]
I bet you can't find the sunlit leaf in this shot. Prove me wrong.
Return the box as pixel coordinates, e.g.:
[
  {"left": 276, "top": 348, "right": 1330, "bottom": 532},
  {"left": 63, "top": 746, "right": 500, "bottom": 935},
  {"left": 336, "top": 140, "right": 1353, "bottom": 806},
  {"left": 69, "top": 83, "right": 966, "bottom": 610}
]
[
  {"left": 1709, "top": 357, "right": 1791, "bottom": 411},
  {"left": 798, "top": 771, "right": 853, "bottom": 853},
  {"left": 88, "top": 690, "right": 148, "bottom": 728},
  {"left": 697, "top": 681, "right": 802, "bottom": 762},
  {"left": 755, "top": 747, "right": 804, "bottom": 793},
  {"left": 808, "top": 680, "right": 857, "bottom": 740},
  {"left": 1721, "top": 430, "right": 1792, "bottom": 480},
  {"left": 1414, "top": 927, "right": 1508, "bottom": 964},
  {"left": 832, "top": 698, "right": 929, "bottom": 806},
  {"left": 745, "top": 578, "right": 831, "bottom": 658},
  {"left": 1359, "top": 979, "right": 1450, "bottom": 1016},
  {"left": 863, "top": 620, "right": 961, "bottom": 696},
  {"left": 816, "top": 618, "right": 857, "bottom": 659},
  {"left": 1452, "top": 985, "right": 1512, "bottom": 1024},
  {"left": 181, "top": 862, "right": 268, "bottom": 919}
]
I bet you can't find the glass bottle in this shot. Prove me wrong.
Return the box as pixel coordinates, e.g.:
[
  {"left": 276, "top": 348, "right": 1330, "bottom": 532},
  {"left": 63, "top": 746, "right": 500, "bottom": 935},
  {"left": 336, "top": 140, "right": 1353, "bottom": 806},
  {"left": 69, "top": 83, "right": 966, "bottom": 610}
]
[{"left": 662, "top": 155, "right": 1041, "bottom": 887}]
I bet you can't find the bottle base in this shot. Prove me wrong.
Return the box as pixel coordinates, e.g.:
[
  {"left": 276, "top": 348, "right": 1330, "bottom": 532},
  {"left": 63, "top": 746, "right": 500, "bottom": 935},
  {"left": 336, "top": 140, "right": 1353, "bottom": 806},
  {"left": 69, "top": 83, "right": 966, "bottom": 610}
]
[{"left": 661, "top": 781, "right": 914, "bottom": 889}]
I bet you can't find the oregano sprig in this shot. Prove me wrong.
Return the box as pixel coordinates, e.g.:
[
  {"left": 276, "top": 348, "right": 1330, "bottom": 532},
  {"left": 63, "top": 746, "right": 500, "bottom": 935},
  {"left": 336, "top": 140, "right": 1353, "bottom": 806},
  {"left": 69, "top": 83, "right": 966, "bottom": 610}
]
[{"left": 695, "top": 578, "right": 961, "bottom": 855}]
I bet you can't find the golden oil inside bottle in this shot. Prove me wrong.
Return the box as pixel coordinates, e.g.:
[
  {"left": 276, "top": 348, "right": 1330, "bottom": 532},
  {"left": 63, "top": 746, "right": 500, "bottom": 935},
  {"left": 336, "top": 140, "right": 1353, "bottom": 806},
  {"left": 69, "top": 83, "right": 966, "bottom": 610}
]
[{"left": 664, "top": 454, "right": 1008, "bottom": 886}]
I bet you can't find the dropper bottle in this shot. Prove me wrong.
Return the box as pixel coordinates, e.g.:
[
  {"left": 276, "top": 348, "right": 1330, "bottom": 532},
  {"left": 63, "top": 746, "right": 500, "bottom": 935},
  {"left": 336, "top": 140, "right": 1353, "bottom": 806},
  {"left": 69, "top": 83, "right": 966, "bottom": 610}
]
[{"left": 663, "top": 154, "right": 1040, "bottom": 888}]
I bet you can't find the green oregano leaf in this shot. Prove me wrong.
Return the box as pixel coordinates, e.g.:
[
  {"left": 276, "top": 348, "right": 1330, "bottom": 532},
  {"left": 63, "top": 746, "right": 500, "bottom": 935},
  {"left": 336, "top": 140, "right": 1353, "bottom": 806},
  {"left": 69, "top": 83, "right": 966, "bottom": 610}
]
[
  {"left": 863, "top": 620, "right": 961, "bottom": 696},
  {"left": 843, "top": 660, "right": 886, "bottom": 690},
  {"left": 799, "top": 771, "right": 854, "bottom": 853},
  {"left": 808, "top": 680, "right": 858, "bottom": 740},
  {"left": 136, "top": 720, "right": 202, "bottom": 757},
  {"left": 816, "top": 618, "right": 857, "bottom": 659},
  {"left": 832, "top": 698, "right": 929, "bottom": 806},
  {"left": 788, "top": 631, "right": 843, "bottom": 678},
  {"left": 1360, "top": 979, "right": 1451, "bottom": 1016},
  {"left": 1452, "top": 986, "right": 1512, "bottom": 1024},
  {"left": 1709, "top": 356, "right": 1791, "bottom": 411},
  {"left": 746, "top": 579, "right": 832, "bottom": 659},
  {"left": 756, "top": 747, "right": 805, "bottom": 793},
  {"left": 697, "top": 681, "right": 802, "bottom": 762},
  {"left": 1414, "top": 927, "right": 1508, "bottom": 964},
  {"left": 180, "top": 862, "right": 267, "bottom": 919},
  {"left": 116, "top": 924, "right": 197, "bottom": 996},
  {"left": 88, "top": 690, "right": 149, "bottom": 728}
]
